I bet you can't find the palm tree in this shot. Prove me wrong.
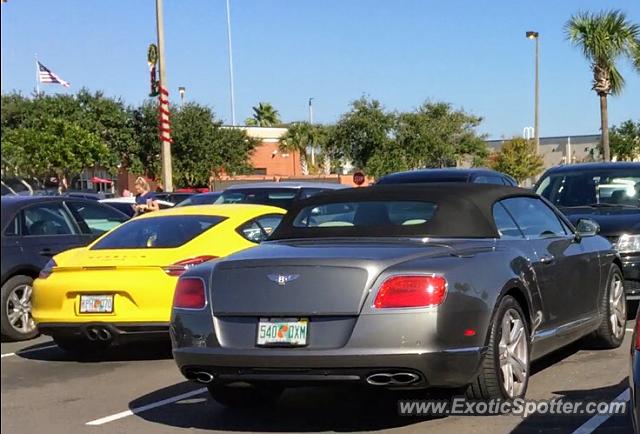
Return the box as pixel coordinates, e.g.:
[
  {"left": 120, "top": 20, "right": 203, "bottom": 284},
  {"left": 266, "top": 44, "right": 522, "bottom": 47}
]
[
  {"left": 245, "top": 102, "right": 281, "bottom": 127},
  {"left": 280, "top": 122, "right": 312, "bottom": 175},
  {"left": 566, "top": 10, "right": 640, "bottom": 161}
]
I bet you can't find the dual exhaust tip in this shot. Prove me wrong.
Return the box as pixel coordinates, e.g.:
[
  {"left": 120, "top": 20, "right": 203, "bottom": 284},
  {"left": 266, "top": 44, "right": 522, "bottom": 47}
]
[
  {"left": 184, "top": 370, "right": 418, "bottom": 386},
  {"left": 85, "top": 326, "right": 112, "bottom": 342},
  {"left": 366, "top": 372, "right": 420, "bottom": 386}
]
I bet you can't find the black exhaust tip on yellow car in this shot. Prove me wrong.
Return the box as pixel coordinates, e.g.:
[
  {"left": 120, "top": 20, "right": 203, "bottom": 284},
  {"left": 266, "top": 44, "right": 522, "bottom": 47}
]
[{"left": 85, "top": 326, "right": 112, "bottom": 342}]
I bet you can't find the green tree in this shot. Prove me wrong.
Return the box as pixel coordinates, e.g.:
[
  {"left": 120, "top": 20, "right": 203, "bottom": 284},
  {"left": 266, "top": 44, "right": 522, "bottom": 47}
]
[
  {"left": 280, "top": 122, "right": 312, "bottom": 175},
  {"left": 130, "top": 100, "right": 162, "bottom": 178},
  {"left": 1, "top": 119, "right": 116, "bottom": 186},
  {"left": 331, "top": 97, "right": 396, "bottom": 172},
  {"left": 245, "top": 102, "right": 281, "bottom": 127},
  {"left": 566, "top": 10, "right": 640, "bottom": 161},
  {"left": 172, "top": 103, "right": 256, "bottom": 187},
  {"left": 312, "top": 124, "right": 340, "bottom": 175},
  {"left": 610, "top": 119, "right": 640, "bottom": 161},
  {"left": 490, "top": 137, "right": 543, "bottom": 183},
  {"left": 397, "top": 102, "right": 488, "bottom": 168}
]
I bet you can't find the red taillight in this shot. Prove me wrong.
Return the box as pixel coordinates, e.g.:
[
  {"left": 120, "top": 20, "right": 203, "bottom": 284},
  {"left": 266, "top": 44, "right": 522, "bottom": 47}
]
[
  {"left": 173, "top": 277, "right": 206, "bottom": 309},
  {"left": 163, "top": 256, "right": 218, "bottom": 277},
  {"left": 39, "top": 259, "right": 57, "bottom": 279},
  {"left": 374, "top": 275, "right": 447, "bottom": 309}
]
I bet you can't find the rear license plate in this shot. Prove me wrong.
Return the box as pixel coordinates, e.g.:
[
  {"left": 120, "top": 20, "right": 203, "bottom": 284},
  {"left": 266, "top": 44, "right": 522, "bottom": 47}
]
[
  {"left": 257, "top": 318, "right": 308, "bottom": 346},
  {"left": 79, "top": 295, "right": 114, "bottom": 313}
]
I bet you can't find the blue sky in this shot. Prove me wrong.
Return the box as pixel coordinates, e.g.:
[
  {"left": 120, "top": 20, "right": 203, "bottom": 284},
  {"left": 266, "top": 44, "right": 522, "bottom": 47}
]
[{"left": 1, "top": 0, "right": 638, "bottom": 139}]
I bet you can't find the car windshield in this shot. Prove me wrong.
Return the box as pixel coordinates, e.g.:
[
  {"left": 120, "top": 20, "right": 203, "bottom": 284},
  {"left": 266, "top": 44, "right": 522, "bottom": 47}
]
[
  {"left": 292, "top": 201, "right": 437, "bottom": 229},
  {"left": 214, "top": 188, "right": 298, "bottom": 209},
  {"left": 91, "top": 215, "right": 226, "bottom": 249},
  {"left": 176, "top": 193, "right": 221, "bottom": 207},
  {"left": 536, "top": 169, "right": 640, "bottom": 208}
]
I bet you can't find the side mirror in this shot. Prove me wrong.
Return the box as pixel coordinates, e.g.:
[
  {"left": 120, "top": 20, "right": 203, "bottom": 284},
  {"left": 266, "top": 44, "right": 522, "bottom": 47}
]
[{"left": 575, "top": 218, "right": 600, "bottom": 238}]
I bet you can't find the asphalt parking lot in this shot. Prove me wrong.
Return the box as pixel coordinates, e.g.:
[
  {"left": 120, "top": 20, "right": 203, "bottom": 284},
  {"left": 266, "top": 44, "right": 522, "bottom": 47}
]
[{"left": 1, "top": 321, "right": 636, "bottom": 434}]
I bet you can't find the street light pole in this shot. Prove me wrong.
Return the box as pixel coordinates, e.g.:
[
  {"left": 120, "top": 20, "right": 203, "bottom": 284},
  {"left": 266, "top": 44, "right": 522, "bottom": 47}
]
[
  {"left": 156, "top": 0, "right": 173, "bottom": 192},
  {"left": 526, "top": 31, "right": 540, "bottom": 154},
  {"left": 308, "top": 98, "right": 315, "bottom": 165},
  {"left": 225, "top": 0, "right": 237, "bottom": 126}
]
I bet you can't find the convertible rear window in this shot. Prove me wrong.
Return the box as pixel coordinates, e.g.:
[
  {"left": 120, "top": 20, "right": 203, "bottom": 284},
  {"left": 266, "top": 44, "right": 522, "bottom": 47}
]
[
  {"left": 293, "top": 201, "right": 437, "bottom": 228},
  {"left": 91, "top": 215, "right": 226, "bottom": 249}
]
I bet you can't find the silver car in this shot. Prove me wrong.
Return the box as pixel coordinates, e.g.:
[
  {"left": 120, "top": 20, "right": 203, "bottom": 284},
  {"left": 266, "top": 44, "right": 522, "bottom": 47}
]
[{"left": 170, "top": 184, "right": 625, "bottom": 407}]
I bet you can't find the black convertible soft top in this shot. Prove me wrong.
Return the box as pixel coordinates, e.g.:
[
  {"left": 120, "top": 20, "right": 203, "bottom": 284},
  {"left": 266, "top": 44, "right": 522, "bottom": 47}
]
[{"left": 270, "top": 183, "right": 538, "bottom": 239}]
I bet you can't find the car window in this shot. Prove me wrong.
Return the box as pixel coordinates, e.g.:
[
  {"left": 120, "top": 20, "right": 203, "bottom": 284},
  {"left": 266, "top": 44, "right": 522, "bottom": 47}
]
[
  {"left": 92, "top": 215, "right": 226, "bottom": 249},
  {"left": 293, "top": 201, "right": 437, "bottom": 228},
  {"left": 536, "top": 169, "right": 640, "bottom": 208},
  {"left": 67, "top": 201, "right": 127, "bottom": 235},
  {"left": 500, "top": 197, "right": 567, "bottom": 239},
  {"left": 22, "top": 203, "right": 77, "bottom": 236},
  {"left": 492, "top": 202, "right": 524, "bottom": 239},
  {"left": 474, "top": 175, "right": 505, "bottom": 185},
  {"left": 215, "top": 188, "right": 298, "bottom": 209},
  {"left": 4, "top": 215, "right": 19, "bottom": 236},
  {"left": 237, "top": 214, "right": 283, "bottom": 243}
]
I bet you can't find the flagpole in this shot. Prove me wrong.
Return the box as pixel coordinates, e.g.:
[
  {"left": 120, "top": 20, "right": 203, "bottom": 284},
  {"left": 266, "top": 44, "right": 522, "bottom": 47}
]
[{"left": 34, "top": 54, "right": 40, "bottom": 96}]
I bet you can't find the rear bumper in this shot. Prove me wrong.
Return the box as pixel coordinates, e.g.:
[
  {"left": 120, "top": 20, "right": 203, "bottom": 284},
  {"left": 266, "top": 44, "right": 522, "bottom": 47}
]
[
  {"left": 38, "top": 322, "right": 170, "bottom": 341},
  {"left": 173, "top": 346, "right": 486, "bottom": 389},
  {"left": 622, "top": 255, "right": 640, "bottom": 299}
]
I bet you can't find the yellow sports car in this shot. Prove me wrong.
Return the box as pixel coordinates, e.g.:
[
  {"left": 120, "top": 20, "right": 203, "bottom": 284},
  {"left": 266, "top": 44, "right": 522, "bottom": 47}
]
[{"left": 32, "top": 204, "right": 284, "bottom": 353}]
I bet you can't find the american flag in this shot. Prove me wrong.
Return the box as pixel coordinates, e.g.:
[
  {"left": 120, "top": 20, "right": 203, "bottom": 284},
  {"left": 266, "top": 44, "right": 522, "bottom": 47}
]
[{"left": 37, "top": 61, "right": 70, "bottom": 88}]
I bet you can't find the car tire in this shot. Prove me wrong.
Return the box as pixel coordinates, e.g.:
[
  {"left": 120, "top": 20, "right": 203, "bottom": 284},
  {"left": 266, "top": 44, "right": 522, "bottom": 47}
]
[
  {"left": 53, "top": 336, "right": 111, "bottom": 355},
  {"left": 207, "top": 384, "right": 283, "bottom": 408},
  {"left": 586, "top": 264, "right": 626, "bottom": 349},
  {"left": 466, "top": 295, "right": 530, "bottom": 400},
  {"left": 1, "top": 275, "right": 39, "bottom": 341}
]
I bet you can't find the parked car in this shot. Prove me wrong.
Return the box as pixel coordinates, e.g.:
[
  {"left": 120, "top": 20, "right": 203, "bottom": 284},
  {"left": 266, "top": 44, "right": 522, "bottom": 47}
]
[
  {"left": 99, "top": 196, "right": 175, "bottom": 218},
  {"left": 1, "top": 196, "right": 128, "bottom": 341},
  {"left": 377, "top": 168, "right": 517, "bottom": 186},
  {"left": 175, "top": 192, "right": 222, "bottom": 207},
  {"left": 214, "top": 182, "right": 348, "bottom": 210},
  {"left": 154, "top": 192, "right": 195, "bottom": 205},
  {"left": 630, "top": 306, "right": 640, "bottom": 434},
  {"left": 32, "top": 204, "right": 286, "bottom": 354},
  {"left": 171, "top": 184, "right": 624, "bottom": 407},
  {"left": 535, "top": 162, "right": 640, "bottom": 299}
]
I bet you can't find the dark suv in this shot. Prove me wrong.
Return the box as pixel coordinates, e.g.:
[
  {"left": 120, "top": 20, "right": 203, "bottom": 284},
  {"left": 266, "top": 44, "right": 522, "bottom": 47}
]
[
  {"left": 377, "top": 168, "right": 517, "bottom": 186},
  {"left": 535, "top": 162, "right": 640, "bottom": 298}
]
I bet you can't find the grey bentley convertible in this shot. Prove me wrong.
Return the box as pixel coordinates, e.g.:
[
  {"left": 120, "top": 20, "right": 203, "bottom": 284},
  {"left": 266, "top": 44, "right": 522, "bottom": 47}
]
[{"left": 170, "top": 184, "right": 625, "bottom": 406}]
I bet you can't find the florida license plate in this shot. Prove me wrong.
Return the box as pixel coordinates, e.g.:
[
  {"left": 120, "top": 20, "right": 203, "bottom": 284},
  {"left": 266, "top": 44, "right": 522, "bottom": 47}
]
[
  {"left": 257, "top": 318, "right": 308, "bottom": 346},
  {"left": 79, "top": 295, "right": 114, "bottom": 313}
]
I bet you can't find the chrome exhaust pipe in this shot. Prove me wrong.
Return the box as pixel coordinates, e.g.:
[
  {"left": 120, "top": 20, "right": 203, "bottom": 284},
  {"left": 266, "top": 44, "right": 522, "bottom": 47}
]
[
  {"left": 391, "top": 372, "right": 420, "bottom": 385},
  {"left": 96, "top": 328, "right": 112, "bottom": 342},
  {"left": 366, "top": 372, "right": 420, "bottom": 386},
  {"left": 366, "top": 373, "right": 393, "bottom": 386},
  {"left": 86, "top": 327, "right": 99, "bottom": 341},
  {"left": 193, "top": 371, "right": 215, "bottom": 384}
]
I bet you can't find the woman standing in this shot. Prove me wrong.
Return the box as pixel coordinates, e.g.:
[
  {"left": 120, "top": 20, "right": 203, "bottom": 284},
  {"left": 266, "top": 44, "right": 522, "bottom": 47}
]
[{"left": 133, "top": 177, "right": 160, "bottom": 216}]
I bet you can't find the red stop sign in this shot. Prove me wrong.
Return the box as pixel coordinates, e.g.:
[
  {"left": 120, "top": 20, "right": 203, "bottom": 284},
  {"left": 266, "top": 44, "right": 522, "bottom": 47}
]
[{"left": 353, "top": 171, "right": 365, "bottom": 186}]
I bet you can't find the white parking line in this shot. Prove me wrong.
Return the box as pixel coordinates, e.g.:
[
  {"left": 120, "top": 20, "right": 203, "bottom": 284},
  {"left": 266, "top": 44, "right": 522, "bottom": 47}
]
[
  {"left": 85, "top": 387, "right": 207, "bottom": 426},
  {"left": 1, "top": 344, "right": 58, "bottom": 359},
  {"left": 571, "top": 388, "right": 630, "bottom": 434}
]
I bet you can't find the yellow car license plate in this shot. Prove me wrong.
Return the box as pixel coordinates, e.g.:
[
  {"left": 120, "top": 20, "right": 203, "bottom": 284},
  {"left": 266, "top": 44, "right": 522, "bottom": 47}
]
[
  {"left": 79, "top": 295, "right": 114, "bottom": 313},
  {"left": 257, "top": 318, "right": 308, "bottom": 346}
]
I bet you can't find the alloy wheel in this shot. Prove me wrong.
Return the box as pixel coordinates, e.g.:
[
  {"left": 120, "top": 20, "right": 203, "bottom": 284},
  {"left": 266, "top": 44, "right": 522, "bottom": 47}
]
[
  {"left": 609, "top": 274, "right": 626, "bottom": 339},
  {"left": 498, "top": 308, "right": 528, "bottom": 398},
  {"left": 6, "top": 284, "right": 36, "bottom": 335}
]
